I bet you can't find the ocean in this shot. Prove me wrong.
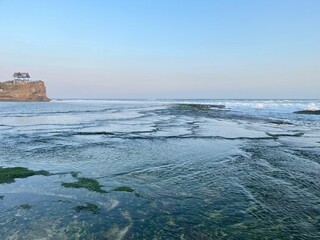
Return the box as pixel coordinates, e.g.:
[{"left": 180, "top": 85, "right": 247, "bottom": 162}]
[{"left": 0, "top": 99, "right": 319, "bottom": 239}]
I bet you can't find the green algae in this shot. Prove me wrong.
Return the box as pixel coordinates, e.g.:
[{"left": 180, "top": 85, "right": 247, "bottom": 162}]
[
  {"left": 62, "top": 177, "right": 107, "bottom": 193},
  {"left": 113, "top": 186, "right": 134, "bottom": 193},
  {"left": 19, "top": 204, "right": 32, "bottom": 210},
  {"left": 74, "top": 203, "right": 100, "bottom": 214},
  {"left": 0, "top": 167, "right": 50, "bottom": 184}
]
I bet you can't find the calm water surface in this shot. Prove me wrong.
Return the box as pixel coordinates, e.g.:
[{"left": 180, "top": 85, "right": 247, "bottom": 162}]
[{"left": 0, "top": 100, "right": 319, "bottom": 239}]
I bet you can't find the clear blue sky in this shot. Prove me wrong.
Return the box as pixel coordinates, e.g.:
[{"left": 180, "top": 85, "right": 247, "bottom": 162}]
[{"left": 0, "top": 0, "right": 319, "bottom": 98}]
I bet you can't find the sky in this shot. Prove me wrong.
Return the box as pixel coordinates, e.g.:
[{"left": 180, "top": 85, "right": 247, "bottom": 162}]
[{"left": 0, "top": 0, "right": 319, "bottom": 99}]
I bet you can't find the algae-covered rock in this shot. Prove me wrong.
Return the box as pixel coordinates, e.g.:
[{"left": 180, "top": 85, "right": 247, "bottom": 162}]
[
  {"left": 113, "top": 186, "right": 134, "bottom": 193},
  {"left": 62, "top": 177, "right": 107, "bottom": 193},
  {"left": 19, "top": 204, "right": 32, "bottom": 210},
  {"left": 74, "top": 203, "right": 100, "bottom": 214},
  {"left": 0, "top": 167, "right": 50, "bottom": 184}
]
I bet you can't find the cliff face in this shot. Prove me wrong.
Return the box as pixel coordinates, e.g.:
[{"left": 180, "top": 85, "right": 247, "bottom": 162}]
[{"left": 0, "top": 81, "right": 50, "bottom": 102}]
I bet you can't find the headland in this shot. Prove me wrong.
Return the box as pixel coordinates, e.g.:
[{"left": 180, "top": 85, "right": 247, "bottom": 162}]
[{"left": 0, "top": 80, "right": 50, "bottom": 102}]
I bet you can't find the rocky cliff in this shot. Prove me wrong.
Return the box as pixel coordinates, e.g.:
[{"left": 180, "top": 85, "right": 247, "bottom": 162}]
[{"left": 0, "top": 81, "right": 50, "bottom": 102}]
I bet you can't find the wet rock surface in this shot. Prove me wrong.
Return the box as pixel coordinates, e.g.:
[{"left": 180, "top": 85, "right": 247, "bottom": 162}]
[
  {"left": 294, "top": 110, "right": 320, "bottom": 115},
  {"left": 0, "top": 100, "right": 319, "bottom": 239}
]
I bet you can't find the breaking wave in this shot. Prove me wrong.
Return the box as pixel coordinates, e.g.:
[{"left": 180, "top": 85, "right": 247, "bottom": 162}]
[{"left": 304, "top": 102, "right": 319, "bottom": 111}]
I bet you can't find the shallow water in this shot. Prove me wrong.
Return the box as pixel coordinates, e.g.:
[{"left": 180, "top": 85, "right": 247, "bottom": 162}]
[{"left": 0, "top": 100, "right": 319, "bottom": 239}]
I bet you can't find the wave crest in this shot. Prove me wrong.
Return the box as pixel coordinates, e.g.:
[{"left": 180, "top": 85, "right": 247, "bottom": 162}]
[{"left": 304, "top": 103, "right": 319, "bottom": 111}]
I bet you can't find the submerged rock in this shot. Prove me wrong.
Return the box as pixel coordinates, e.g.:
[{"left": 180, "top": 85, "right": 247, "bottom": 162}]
[
  {"left": 19, "top": 204, "right": 33, "bottom": 210},
  {"left": 74, "top": 203, "right": 100, "bottom": 214},
  {"left": 62, "top": 177, "right": 107, "bottom": 193},
  {"left": 269, "top": 120, "right": 294, "bottom": 125},
  {"left": 113, "top": 186, "right": 134, "bottom": 193},
  {"left": 0, "top": 167, "right": 50, "bottom": 184},
  {"left": 0, "top": 80, "right": 50, "bottom": 102},
  {"left": 176, "top": 103, "right": 225, "bottom": 110},
  {"left": 294, "top": 110, "right": 320, "bottom": 115}
]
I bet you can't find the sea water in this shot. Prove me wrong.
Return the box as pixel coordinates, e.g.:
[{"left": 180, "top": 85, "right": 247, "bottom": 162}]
[{"left": 0, "top": 99, "right": 319, "bottom": 239}]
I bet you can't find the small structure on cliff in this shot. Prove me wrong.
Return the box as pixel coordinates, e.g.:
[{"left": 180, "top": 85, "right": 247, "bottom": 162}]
[{"left": 13, "top": 72, "right": 31, "bottom": 81}]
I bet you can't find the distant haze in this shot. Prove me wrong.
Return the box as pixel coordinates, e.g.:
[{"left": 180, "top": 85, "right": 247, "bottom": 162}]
[{"left": 0, "top": 0, "right": 319, "bottom": 99}]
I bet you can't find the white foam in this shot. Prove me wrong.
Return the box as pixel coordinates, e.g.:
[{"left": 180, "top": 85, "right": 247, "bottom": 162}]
[
  {"left": 253, "top": 103, "right": 264, "bottom": 110},
  {"left": 304, "top": 103, "right": 319, "bottom": 111}
]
